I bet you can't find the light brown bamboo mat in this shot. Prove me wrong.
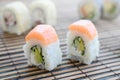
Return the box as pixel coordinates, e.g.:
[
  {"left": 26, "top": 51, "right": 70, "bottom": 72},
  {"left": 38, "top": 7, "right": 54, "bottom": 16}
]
[
  {"left": 0, "top": 22, "right": 120, "bottom": 80},
  {"left": 0, "top": 0, "right": 120, "bottom": 80}
]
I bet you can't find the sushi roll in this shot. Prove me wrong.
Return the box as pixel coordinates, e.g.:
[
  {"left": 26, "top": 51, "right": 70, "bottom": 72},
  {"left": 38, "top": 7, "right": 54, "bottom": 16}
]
[
  {"left": 0, "top": 1, "right": 31, "bottom": 35},
  {"left": 78, "top": 0, "right": 101, "bottom": 22},
  {"left": 30, "top": 0, "right": 57, "bottom": 27},
  {"left": 67, "top": 20, "right": 100, "bottom": 64},
  {"left": 101, "top": 0, "right": 120, "bottom": 19},
  {"left": 23, "top": 25, "right": 62, "bottom": 71}
]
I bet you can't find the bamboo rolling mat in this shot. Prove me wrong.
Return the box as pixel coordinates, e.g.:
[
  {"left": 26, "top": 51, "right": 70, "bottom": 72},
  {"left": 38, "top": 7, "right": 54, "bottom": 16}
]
[
  {"left": 0, "top": 21, "right": 120, "bottom": 80},
  {"left": 0, "top": 0, "right": 120, "bottom": 80}
]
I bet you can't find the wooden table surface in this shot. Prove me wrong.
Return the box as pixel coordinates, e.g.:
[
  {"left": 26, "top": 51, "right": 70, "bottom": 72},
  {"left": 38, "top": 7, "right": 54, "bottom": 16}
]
[{"left": 0, "top": 0, "right": 120, "bottom": 80}]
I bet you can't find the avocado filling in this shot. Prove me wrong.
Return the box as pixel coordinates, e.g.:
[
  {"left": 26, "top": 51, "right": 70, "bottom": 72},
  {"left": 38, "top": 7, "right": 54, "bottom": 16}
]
[
  {"left": 88, "top": 12, "right": 95, "bottom": 19},
  {"left": 104, "top": 2, "right": 117, "bottom": 15},
  {"left": 73, "top": 37, "right": 85, "bottom": 56},
  {"left": 109, "top": 5, "right": 116, "bottom": 14},
  {"left": 81, "top": 3, "right": 95, "bottom": 19},
  {"left": 31, "top": 45, "right": 44, "bottom": 64},
  {"left": 82, "top": 12, "right": 95, "bottom": 19}
]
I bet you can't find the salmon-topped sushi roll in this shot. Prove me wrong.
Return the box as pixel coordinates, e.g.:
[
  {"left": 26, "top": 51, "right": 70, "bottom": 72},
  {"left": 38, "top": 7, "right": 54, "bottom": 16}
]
[
  {"left": 23, "top": 25, "right": 62, "bottom": 71},
  {"left": 0, "top": 1, "right": 31, "bottom": 35},
  {"left": 67, "top": 20, "right": 100, "bottom": 64},
  {"left": 30, "top": 0, "right": 56, "bottom": 27}
]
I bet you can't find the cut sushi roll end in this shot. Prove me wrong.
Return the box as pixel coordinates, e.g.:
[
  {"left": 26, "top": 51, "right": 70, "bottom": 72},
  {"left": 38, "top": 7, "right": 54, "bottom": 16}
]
[
  {"left": 102, "top": 0, "right": 120, "bottom": 19},
  {"left": 23, "top": 25, "right": 62, "bottom": 71},
  {"left": 1, "top": 1, "right": 31, "bottom": 35},
  {"left": 67, "top": 20, "right": 100, "bottom": 64},
  {"left": 79, "top": 0, "right": 101, "bottom": 22},
  {"left": 80, "top": 3, "right": 95, "bottom": 19}
]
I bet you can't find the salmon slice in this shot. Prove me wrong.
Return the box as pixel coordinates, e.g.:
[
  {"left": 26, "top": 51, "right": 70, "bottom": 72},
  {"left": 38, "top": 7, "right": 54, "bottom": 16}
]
[
  {"left": 69, "top": 20, "right": 97, "bottom": 40},
  {"left": 26, "top": 25, "right": 58, "bottom": 46}
]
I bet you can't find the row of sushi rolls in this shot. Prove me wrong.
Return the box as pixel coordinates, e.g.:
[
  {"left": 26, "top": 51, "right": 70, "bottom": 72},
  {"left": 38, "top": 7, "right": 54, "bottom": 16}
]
[{"left": 0, "top": 0, "right": 119, "bottom": 71}]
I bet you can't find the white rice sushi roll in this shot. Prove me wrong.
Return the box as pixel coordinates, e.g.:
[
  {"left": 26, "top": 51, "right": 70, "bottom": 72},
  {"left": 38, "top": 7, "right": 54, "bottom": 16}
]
[
  {"left": 101, "top": 0, "right": 120, "bottom": 19},
  {"left": 67, "top": 20, "right": 100, "bottom": 64},
  {"left": 30, "top": 0, "right": 57, "bottom": 27},
  {"left": 78, "top": 0, "right": 101, "bottom": 22},
  {"left": 23, "top": 25, "right": 62, "bottom": 71},
  {"left": 0, "top": 1, "right": 31, "bottom": 35}
]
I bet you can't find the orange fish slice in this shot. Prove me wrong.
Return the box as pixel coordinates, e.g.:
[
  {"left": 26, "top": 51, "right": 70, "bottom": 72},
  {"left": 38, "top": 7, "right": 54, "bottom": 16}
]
[
  {"left": 26, "top": 25, "right": 58, "bottom": 46},
  {"left": 69, "top": 20, "right": 97, "bottom": 40}
]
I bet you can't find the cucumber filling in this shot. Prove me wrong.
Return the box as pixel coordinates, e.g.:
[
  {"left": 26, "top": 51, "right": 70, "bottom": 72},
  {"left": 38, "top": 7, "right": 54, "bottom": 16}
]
[
  {"left": 31, "top": 45, "right": 44, "bottom": 64},
  {"left": 105, "top": 2, "right": 117, "bottom": 14},
  {"left": 109, "top": 5, "right": 116, "bottom": 14},
  {"left": 88, "top": 12, "right": 95, "bottom": 19},
  {"left": 73, "top": 37, "right": 85, "bottom": 56},
  {"left": 82, "top": 11, "right": 95, "bottom": 19},
  {"left": 81, "top": 3, "right": 95, "bottom": 19}
]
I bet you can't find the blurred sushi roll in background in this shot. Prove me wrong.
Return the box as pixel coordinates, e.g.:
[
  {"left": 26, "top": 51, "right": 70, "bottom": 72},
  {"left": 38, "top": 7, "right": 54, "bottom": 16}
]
[
  {"left": 30, "top": 0, "right": 57, "bottom": 27},
  {"left": 101, "top": 0, "right": 120, "bottom": 19},
  {"left": 67, "top": 20, "right": 100, "bottom": 64},
  {"left": 23, "top": 25, "right": 62, "bottom": 71},
  {"left": 78, "top": 0, "right": 101, "bottom": 22},
  {"left": 0, "top": 1, "right": 31, "bottom": 35}
]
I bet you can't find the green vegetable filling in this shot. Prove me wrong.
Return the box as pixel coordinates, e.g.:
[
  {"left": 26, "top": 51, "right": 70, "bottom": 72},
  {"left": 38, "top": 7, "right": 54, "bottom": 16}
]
[
  {"left": 88, "top": 12, "right": 95, "bottom": 19},
  {"left": 82, "top": 12, "right": 95, "bottom": 19},
  {"left": 109, "top": 5, "right": 116, "bottom": 14},
  {"left": 31, "top": 45, "right": 44, "bottom": 64},
  {"left": 73, "top": 37, "right": 85, "bottom": 56}
]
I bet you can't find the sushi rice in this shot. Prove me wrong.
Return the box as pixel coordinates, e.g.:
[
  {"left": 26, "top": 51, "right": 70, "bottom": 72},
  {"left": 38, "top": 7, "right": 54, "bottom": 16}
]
[
  {"left": 67, "top": 20, "right": 100, "bottom": 64},
  {"left": 23, "top": 40, "right": 62, "bottom": 70},
  {"left": 23, "top": 25, "right": 62, "bottom": 71}
]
